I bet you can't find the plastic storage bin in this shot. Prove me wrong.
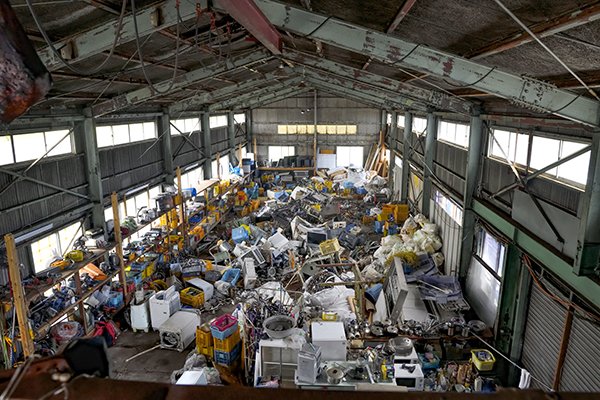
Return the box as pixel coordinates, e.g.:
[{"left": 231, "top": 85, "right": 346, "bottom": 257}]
[
  {"left": 196, "top": 324, "right": 213, "bottom": 357},
  {"left": 214, "top": 342, "right": 241, "bottom": 366},
  {"left": 220, "top": 268, "right": 241, "bottom": 286},
  {"left": 232, "top": 227, "right": 249, "bottom": 243},
  {"left": 180, "top": 287, "right": 205, "bottom": 308},
  {"left": 210, "top": 314, "right": 238, "bottom": 340},
  {"left": 213, "top": 327, "right": 240, "bottom": 352},
  {"left": 107, "top": 291, "right": 124, "bottom": 308},
  {"left": 471, "top": 349, "right": 496, "bottom": 371}
]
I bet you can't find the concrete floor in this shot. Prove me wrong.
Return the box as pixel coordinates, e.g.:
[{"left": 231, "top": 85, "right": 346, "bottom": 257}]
[{"left": 107, "top": 330, "right": 190, "bottom": 383}]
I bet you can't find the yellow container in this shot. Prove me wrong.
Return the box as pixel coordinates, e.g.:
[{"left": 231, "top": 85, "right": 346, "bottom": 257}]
[
  {"left": 213, "top": 328, "right": 240, "bottom": 353},
  {"left": 319, "top": 238, "right": 341, "bottom": 255},
  {"left": 180, "top": 287, "right": 205, "bottom": 308},
  {"left": 196, "top": 325, "right": 213, "bottom": 357},
  {"left": 471, "top": 349, "right": 496, "bottom": 371}
]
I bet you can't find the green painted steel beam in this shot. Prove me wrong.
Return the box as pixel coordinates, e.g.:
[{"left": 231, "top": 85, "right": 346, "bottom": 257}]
[
  {"left": 256, "top": 0, "right": 600, "bottom": 127},
  {"left": 168, "top": 68, "right": 297, "bottom": 113},
  {"left": 283, "top": 50, "right": 473, "bottom": 115},
  {"left": 303, "top": 72, "right": 428, "bottom": 111},
  {"left": 92, "top": 50, "right": 271, "bottom": 116},
  {"left": 472, "top": 199, "right": 600, "bottom": 310},
  {"left": 39, "top": 0, "right": 204, "bottom": 71},
  {"left": 421, "top": 112, "right": 438, "bottom": 217},
  {"left": 208, "top": 78, "right": 303, "bottom": 111}
]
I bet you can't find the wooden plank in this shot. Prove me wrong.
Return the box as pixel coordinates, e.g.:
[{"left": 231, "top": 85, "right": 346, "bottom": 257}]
[{"left": 4, "top": 234, "right": 34, "bottom": 357}]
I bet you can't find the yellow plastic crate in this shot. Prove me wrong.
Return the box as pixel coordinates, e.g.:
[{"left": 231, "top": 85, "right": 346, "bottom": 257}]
[
  {"left": 471, "top": 349, "right": 496, "bottom": 371},
  {"left": 213, "top": 328, "right": 240, "bottom": 353},
  {"left": 196, "top": 325, "right": 213, "bottom": 357},
  {"left": 180, "top": 287, "right": 205, "bottom": 308},
  {"left": 319, "top": 238, "right": 341, "bottom": 255}
]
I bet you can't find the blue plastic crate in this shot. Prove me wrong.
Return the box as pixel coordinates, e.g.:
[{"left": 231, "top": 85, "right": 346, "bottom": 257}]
[
  {"left": 232, "top": 227, "right": 249, "bottom": 243},
  {"left": 220, "top": 268, "right": 241, "bottom": 286},
  {"left": 126, "top": 271, "right": 142, "bottom": 286},
  {"left": 107, "top": 291, "right": 124, "bottom": 308},
  {"left": 214, "top": 342, "right": 241, "bottom": 365}
]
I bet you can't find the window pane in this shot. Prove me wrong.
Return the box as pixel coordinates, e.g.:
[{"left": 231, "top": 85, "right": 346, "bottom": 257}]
[
  {"left": 455, "top": 124, "right": 469, "bottom": 147},
  {"left": 0, "top": 136, "right": 14, "bottom": 165},
  {"left": 45, "top": 130, "right": 72, "bottom": 156},
  {"left": 297, "top": 125, "right": 307, "bottom": 134},
  {"left": 514, "top": 133, "right": 529, "bottom": 165},
  {"left": 336, "top": 146, "right": 363, "bottom": 168},
  {"left": 220, "top": 154, "right": 230, "bottom": 178},
  {"left": 129, "top": 123, "right": 145, "bottom": 142},
  {"left": 234, "top": 113, "right": 245, "bottom": 124},
  {"left": 211, "top": 159, "right": 219, "bottom": 178},
  {"left": 558, "top": 141, "right": 590, "bottom": 185},
  {"left": 58, "top": 222, "right": 82, "bottom": 254},
  {"left": 480, "top": 231, "right": 505, "bottom": 277},
  {"left": 143, "top": 122, "right": 156, "bottom": 140},
  {"left": 336, "top": 125, "right": 346, "bottom": 134},
  {"left": 491, "top": 130, "right": 510, "bottom": 159},
  {"left": 413, "top": 117, "right": 427, "bottom": 134},
  {"left": 346, "top": 125, "right": 357, "bottom": 135},
  {"left": 316, "top": 125, "right": 327, "bottom": 134},
  {"left": 327, "top": 125, "right": 336, "bottom": 134},
  {"left": 31, "top": 234, "right": 59, "bottom": 272},
  {"left": 530, "top": 136, "right": 560, "bottom": 175},
  {"left": 209, "top": 115, "right": 227, "bottom": 128},
  {"left": 96, "top": 126, "right": 113, "bottom": 147},
  {"left": 466, "top": 258, "right": 501, "bottom": 327},
  {"left": 277, "top": 125, "right": 287, "bottom": 134},
  {"left": 171, "top": 119, "right": 185, "bottom": 135},
  {"left": 397, "top": 115, "right": 405, "bottom": 128},
  {"left": 13, "top": 132, "right": 45, "bottom": 162},
  {"left": 287, "top": 125, "right": 297, "bottom": 134},
  {"left": 306, "top": 125, "right": 315, "bottom": 134},
  {"left": 184, "top": 119, "right": 199, "bottom": 133},
  {"left": 112, "top": 125, "right": 130, "bottom": 145}
]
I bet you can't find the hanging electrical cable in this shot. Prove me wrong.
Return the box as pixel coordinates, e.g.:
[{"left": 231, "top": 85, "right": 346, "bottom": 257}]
[
  {"left": 130, "top": 0, "right": 181, "bottom": 95},
  {"left": 25, "top": 0, "right": 128, "bottom": 75},
  {"left": 492, "top": 0, "right": 600, "bottom": 101}
]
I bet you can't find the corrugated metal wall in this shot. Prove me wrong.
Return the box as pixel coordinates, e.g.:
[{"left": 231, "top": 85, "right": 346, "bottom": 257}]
[
  {"left": 521, "top": 283, "right": 567, "bottom": 390},
  {"left": 560, "top": 316, "right": 600, "bottom": 391},
  {"left": 251, "top": 93, "right": 381, "bottom": 163},
  {"left": 429, "top": 197, "right": 462, "bottom": 276}
]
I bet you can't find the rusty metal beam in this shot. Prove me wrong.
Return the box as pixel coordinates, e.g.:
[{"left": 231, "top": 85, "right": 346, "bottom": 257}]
[
  {"left": 216, "top": 0, "right": 282, "bottom": 55},
  {"left": 468, "top": 2, "right": 600, "bottom": 60},
  {"left": 362, "top": 0, "right": 417, "bottom": 70}
]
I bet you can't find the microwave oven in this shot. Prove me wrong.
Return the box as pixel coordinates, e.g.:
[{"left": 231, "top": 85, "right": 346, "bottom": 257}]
[{"left": 394, "top": 363, "right": 424, "bottom": 391}]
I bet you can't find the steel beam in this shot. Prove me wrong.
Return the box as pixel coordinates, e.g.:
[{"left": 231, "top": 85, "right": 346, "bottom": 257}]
[
  {"left": 574, "top": 134, "right": 600, "bottom": 275},
  {"left": 473, "top": 198, "right": 600, "bottom": 311},
  {"left": 216, "top": 0, "right": 282, "bottom": 55},
  {"left": 38, "top": 0, "right": 201, "bottom": 71},
  {"left": 421, "top": 112, "right": 438, "bottom": 217},
  {"left": 301, "top": 68, "right": 428, "bottom": 111},
  {"left": 168, "top": 68, "right": 296, "bottom": 113},
  {"left": 227, "top": 111, "right": 235, "bottom": 153},
  {"left": 388, "top": 111, "right": 398, "bottom": 190},
  {"left": 468, "top": 2, "right": 600, "bottom": 60},
  {"left": 362, "top": 0, "right": 417, "bottom": 70},
  {"left": 257, "top": 0, "right": 600, "bottom": 127},
  {"left": 159, "top": 110, "right": 174, "bottom": 185},
  {"left": 313, "top": 85, "right": 389, "bottom": 110},
  {"left": 245, "top": 109, "right": 253, "bottom": 148},
  {"left": 78, "top": 109, "right": 104, "bottom": 229},
  {"left": 207, "top": 78, "right": 302, "bottom": 111},
  {"left": 400, "top": 112, "right": 413, "bottom": 202},
  {"left": 201, "top": 112, "right": 211, "bottom": 178},
  {"left": 232, "top": 87, "right": 312, "bottom": 111},
  {"left": 283, "top": 50, "right": 472, "bottom": 114},
  {"left": 459, "top": 111, "right": 484, "bottom": 277},
  {"left": 92, "top": 50, "right": 271, "bottom": 116},
  {"left": 304, "top": 76, "right": 421, "bottom": 111}
]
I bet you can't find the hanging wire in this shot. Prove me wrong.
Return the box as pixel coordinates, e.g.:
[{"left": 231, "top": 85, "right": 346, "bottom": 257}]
[
  {"left": 25, "top": 0, "right": 128, "bottom": 75},
  {"left": 130, "top": 0, "right": 182, "bottom": 95}
]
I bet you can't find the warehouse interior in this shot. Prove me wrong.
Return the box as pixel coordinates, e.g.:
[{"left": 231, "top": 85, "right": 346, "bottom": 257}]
[{"left": 0, "top": 0, "right": 600, "bottom": 397}]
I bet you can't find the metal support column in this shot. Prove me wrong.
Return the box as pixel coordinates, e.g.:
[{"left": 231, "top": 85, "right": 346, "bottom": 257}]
[
  {"left": 388, "top": 111, "right": 398, "bottom": 190},
  {"left": 459, "top": 110, "right": 484, "bottom": 278},
  {"left": 421, "top": 111, "right": 438, "bottom": 218},
  {"left": 159, "top": 109, "right": 174, "bottom": 185},
  {"left": 201, "top": 111, "right": 212, "bottom": 178},
  {"left": 245, "top": 109, "right": 253, "bottom": 153},
  {"left": 400, "top": 112, "right": 412, "bottom": 203},
  {"left": 574, "top": 133, "right": 600, "bottom": 275},
  {"left": 80, "top": 108, "right": 104, "bottom": 230},
  {"left": 227, "top": 111, "right": 235, "bottom": 156}
]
